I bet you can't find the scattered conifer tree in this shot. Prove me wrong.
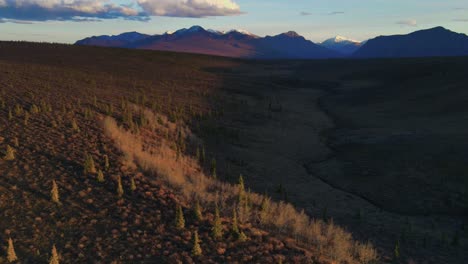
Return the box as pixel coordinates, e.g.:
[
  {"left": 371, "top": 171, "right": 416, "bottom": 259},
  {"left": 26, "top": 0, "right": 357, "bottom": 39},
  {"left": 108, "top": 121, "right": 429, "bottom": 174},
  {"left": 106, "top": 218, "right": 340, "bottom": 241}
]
[
  {"left": 4, "top": 145, "right": 15, "bottom": 161},
  {"left": 238, "top": 175, "right": 245, "bottom": 203},
  {"left": 97, "top": 170, "right": 105, "bottom": 183},
  {"left": 30, "top": 104, "right": 40, "bottom": 114},
  {"left": 175, "top": 205, "right": 185, "bottom": 229},
  {"left": 195, "top": 146, "right": 200, "bottom": 162},
  {"left": 51, "top": 180, "right": 60, "bottom": 204},
  {"left": 193, "top": 200, "right": 202, "bottom": 221},
  {"left": 191, "top": 231, "right": 202, "bottom": 257},
  {"left": 104, "top": 155, "right": 110, "bottom": 171},
  {"left": 259, "top": 196, "right": 270, "bottom": 225},
  {"left": 116, "top": 176, "right": 124, "bottom": 197},
  {"left": 201, "top": 146, "right": 206, "bottom": 164},
  {"left": 394, "top": 240, "right": 400, "bottom": 260},
  {"left": 83, "top": 154, "right": 97, "bottom": 174},
  {"left": 71, "top": 119, "right": 80, "bottom": 132},
  {"left": 14, "top": 104, "right": 23, "bottom": 116},
  {"left": 210, "top": 158, "right": 217, "bottom": 178},
  {"left": 130, "top": 178, "right": 136, "bottom": 192},
  {"left": 7, "top": 237, "right": 18, "bottom": 263},
  {"left": 212, "top": 205, "right": 223, "bottom": 239},
  {"left": 24, "top": 112, "right": 30, "bottom": 125},
  {"left": 231, "top": 208, "right": 247, "bottom": 241},
  {"left": 49, "top": 245, "right": 59, "bottom": 264}
]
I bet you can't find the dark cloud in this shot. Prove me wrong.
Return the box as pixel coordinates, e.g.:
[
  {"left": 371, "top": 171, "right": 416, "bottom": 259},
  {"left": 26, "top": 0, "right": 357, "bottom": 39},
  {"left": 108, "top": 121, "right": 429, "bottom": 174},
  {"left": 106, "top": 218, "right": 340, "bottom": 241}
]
[{"left": 300, "top": 11, "right": 312, "bottom": 16}]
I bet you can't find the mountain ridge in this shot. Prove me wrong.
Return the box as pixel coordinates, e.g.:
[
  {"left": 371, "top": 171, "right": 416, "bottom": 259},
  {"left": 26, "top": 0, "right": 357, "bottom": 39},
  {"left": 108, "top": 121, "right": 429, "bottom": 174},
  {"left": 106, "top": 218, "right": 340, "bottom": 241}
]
[
  {"left": 76, "top": 26, "right": 468, "bottom": 59},
  {"left": 75, "top": 26, "right": 340, "bottom": 59}
]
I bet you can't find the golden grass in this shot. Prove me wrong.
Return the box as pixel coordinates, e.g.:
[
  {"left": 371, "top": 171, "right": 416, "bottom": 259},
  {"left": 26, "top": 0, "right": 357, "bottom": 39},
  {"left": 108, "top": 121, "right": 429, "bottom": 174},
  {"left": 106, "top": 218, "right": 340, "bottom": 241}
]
[{"left": 102, "top": 108, "right": 378, "bottom": 263}]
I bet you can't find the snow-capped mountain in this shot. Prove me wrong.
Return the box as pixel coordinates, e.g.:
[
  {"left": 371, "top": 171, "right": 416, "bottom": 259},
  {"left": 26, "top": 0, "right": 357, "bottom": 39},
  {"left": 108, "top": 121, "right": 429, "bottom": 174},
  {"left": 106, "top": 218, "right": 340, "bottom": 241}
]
[
  {"left": 320, "top": 36, "right": 362, "bottom": 55},
  {"left": 75, "top": 26, "right": 340, "bottom": 59}
]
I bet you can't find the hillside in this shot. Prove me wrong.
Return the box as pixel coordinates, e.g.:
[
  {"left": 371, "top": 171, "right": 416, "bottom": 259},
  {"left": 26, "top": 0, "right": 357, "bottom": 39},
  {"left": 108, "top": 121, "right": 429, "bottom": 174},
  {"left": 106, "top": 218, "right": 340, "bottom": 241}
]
[
  {"left": 354, "top": 27, "right": 468, "bottom": 58},
  {"left": 0, "top": 42, "right": 376, "bottom": 263},
  {"left": 1, "top": 42, "right": 467, "bottom": 263}
]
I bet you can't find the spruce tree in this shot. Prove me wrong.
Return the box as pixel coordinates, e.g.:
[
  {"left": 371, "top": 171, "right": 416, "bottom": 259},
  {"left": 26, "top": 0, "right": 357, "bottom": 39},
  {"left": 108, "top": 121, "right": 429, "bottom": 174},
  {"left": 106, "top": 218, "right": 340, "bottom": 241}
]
[
  {"left": 97, "top": 170, "right": 105, "bottom": 183},
  {"left": 212, "top": 205, "right": 223, "bottom": 239},
  {"left": 210, "top": 158, "right": 216, "bottom": 179},
  {"left": 71, "top": 119, "right": 79, "bottom": 132},
  {"left": 191, "top": 231, "right": 202, "bottom": 257},
  {"left": 49, "top": 245, "right": 59, "bottom": 264},
  {"left": 4, "top": 145, "right": 15, "bottom": 161},
  {"left": 51, "top": 180, "right": 60, "bottom": 204},
  {"left": 116, "top": 176, "right": 124, "bottom": 197},
  {"left": 83, "top": 154, "right": 97, "bottom": 174},
  {"left": 175, "top": 205, "right": 185, "bottom": 229},
  {"left": 130, "top": 178, "right": 136, "bottom": 192},
  {"left": 7, "top": 237, "right": 18, "bottom": 263},
  {"left": 238, "top": 175, "right": 245, "bottom": 203},
  {"left": 104, "top": 155, "right": 110, "bottom": 171},
  {"left": 231, "top": 208, "right": 247, "bottom": 242},
  {"left": 193, "top": 200, "right": 202, "bottom": 221},
  {"left": 259, "top": 196, "right": 269, "bottom": 225}
]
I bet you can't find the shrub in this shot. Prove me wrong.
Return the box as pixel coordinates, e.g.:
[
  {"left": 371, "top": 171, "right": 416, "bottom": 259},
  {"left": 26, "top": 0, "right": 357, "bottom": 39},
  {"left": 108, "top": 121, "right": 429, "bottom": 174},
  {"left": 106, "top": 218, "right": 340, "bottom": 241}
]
[
  {"left": 4, "top": 145, "right": 15, "bottom": 161},
  {"left": 191, "top": 231, "right": 202, "bottom": 257},
  {"left": 175, "top": 205, "right": 185, "bottom": 229},
  {"left": 51, "top": 180, "right": 60, "bottom": 204},
  {"left": 354, "top": 242, "right": 379, "bottom": 264},
  {"left": 7, "top": 238, "right": 18, "bottom": 262}
]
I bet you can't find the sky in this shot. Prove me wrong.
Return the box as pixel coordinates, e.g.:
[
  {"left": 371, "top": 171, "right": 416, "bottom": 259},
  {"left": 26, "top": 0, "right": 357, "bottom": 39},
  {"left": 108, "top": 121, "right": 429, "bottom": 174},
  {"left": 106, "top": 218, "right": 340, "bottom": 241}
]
[{"left": 0, "top": 0, "right": 468, "bottom": 43}]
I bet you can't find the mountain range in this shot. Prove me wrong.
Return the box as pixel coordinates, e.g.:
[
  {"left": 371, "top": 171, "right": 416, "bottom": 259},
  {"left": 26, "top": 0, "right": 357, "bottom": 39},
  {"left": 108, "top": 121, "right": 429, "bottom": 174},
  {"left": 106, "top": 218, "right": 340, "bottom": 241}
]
[{"left": 76, "top": 26, "right": 468, "bottom": 59}]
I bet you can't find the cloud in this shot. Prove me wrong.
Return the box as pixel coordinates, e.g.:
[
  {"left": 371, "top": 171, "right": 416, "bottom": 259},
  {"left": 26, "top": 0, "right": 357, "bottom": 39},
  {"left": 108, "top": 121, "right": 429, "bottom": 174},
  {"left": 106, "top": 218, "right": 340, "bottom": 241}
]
[
  {"left": 0, "top": 0, "right": 242, "bottom": 22},
  {"left": 0, "top": 0, "right": 146, "bottom": 22},
  {"left": 300, "top": 11, "right": 312, "bottom": 16},
  {"left": 328, "top": 11, "right": 344, "bottom": 15},
  {"left": 396, "top": 19, "right": 417, "bottom": 27},
  {"left": 136, "top": 0, "right": 242, "bottom": 18},
  {"left": 453, "top": 18, "right": 468, "bottom": 22}
]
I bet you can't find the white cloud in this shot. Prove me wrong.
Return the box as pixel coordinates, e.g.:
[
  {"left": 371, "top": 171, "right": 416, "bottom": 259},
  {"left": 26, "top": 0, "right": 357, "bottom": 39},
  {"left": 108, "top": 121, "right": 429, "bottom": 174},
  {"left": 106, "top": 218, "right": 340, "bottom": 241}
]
[
  {"left": 0, "top": 0, "right": 144, "bottom": 21},
  {"left": 137, "top": 0, "right": 242, "bottom": 18},
  {"left": 0, "top": 0, "right": 243, "bottom": 22},
  {"left": 396, "top": 19, "right": 417, "bottom": 27}
]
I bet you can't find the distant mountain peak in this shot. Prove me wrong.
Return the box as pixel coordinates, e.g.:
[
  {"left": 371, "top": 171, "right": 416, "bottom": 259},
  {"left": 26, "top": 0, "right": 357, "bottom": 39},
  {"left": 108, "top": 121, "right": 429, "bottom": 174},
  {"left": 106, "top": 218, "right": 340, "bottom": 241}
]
[
  {"left": 327, "top": 35, "right": 360, "bottom": 44},
  {"left": 283, "top": 31, "right": 301, "bottom": 38},
  {"left": 188, "top": 25, "right": 205, "bottom": 32}
]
